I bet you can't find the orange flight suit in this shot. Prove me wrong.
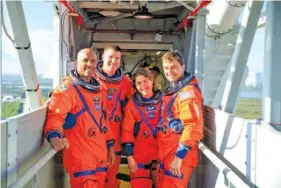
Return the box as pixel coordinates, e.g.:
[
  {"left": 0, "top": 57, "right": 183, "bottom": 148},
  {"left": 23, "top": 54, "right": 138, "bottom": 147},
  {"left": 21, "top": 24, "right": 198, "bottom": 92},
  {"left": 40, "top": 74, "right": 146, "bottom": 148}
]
[
  {"left": 95, "top": 61, "right": 134, "bottom": 188},
  {"left": 157, "top": 73, "right": 204, "bottom": 188},
  {"left": 44, "top": 70, "right": 115, "bottom": 188},
  {"left": 122, "top": 91, "right": 162, "bottom": 188}
]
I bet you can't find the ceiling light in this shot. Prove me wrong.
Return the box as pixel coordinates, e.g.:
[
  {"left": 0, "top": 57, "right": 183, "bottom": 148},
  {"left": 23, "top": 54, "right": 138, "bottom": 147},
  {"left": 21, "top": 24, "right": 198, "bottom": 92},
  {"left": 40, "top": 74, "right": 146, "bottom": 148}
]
[{"left": 134, "top": 4, "right": 153, "bottom": 19}]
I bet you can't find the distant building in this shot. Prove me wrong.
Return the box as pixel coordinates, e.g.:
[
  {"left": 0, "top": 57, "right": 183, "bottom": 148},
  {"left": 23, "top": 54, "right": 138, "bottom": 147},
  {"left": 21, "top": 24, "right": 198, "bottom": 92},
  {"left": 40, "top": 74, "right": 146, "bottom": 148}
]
[
  {"left": 245, "top": 72, "right": 263, "bottom": 88},
  {"left": 245, "top": 72, "right": 256, "bottom": 87},
  {"left": 2, "top": 95, "right": 14, "bottom": 102},
  {"left": 255, "top": 72, "right": 263, "bottom": 88}
]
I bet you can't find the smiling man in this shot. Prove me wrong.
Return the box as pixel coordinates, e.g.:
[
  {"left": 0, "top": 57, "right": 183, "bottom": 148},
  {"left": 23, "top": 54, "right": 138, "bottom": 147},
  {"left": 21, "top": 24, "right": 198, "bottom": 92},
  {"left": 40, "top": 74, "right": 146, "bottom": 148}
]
[
  {"left": 157, "top": 50, "right": 204, "bottom": 188},
  {"left": 44, "top": 48, "right": 115, "bottom": 188},
  {"left": 95, "top": 45, "right": 134, "bottom": 188}
]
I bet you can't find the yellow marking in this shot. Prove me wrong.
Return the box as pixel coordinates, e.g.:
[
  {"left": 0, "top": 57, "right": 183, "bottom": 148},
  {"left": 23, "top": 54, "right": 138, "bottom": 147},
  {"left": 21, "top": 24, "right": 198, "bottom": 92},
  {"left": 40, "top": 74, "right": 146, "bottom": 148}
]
[{"left": 119, "top": 164, "right": 130, "bottom": 188}]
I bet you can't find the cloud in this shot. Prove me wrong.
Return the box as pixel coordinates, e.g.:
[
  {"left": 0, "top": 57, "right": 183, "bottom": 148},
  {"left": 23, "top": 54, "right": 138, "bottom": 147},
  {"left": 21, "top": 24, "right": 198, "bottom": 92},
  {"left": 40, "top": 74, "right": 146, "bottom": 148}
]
[
  {"left": 2, "top": 58, "right": 21, "bottom": 74},
  {"left": 2, "top": 28, "right": 55, "bottom": 75}
]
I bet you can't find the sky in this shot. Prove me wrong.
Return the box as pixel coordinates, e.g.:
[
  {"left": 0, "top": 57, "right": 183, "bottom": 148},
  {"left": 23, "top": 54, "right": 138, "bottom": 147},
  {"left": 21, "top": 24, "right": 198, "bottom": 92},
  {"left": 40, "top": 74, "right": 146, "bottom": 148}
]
[
  {"left": 1, "top": 1, "right": 264, "bottom": 75},
  {"left": 2, "top": 1, "right": 55, "bottom": 75},
  {"left": 246, "top": 27, "right": 264, "bottom": 72}
]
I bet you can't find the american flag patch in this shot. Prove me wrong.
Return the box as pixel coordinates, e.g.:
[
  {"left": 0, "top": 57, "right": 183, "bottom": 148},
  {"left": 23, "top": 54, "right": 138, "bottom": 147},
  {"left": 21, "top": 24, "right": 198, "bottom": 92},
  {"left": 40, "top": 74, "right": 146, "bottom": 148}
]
[{"left": 179, "top": 91, "right": 195, "bottom": 101}]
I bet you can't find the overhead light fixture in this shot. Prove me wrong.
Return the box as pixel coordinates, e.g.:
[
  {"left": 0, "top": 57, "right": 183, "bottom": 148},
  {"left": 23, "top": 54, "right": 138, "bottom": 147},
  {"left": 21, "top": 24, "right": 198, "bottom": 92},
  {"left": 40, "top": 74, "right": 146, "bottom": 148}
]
[{"left": 134, "top": 4, "right": 153, "bottom": 19}]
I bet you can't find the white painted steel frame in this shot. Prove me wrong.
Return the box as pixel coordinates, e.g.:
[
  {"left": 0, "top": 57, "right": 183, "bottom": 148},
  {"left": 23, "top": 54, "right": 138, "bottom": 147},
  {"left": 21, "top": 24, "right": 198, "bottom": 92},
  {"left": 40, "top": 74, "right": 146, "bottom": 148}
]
[
  {"left": 4, "top": 1, "right": 43, "bottom": 110},
  {"left": 263, "top": 2, "right": 281, "bottom": 132},
  {"left": 222, "top": 0, "right": 264, "bottom": 113}
]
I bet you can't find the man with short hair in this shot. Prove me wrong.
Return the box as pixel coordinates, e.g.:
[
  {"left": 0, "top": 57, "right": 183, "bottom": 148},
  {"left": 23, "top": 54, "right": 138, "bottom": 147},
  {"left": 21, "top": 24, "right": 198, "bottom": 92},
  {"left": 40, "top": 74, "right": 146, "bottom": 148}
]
[
  {"left": 44, "top": 48, "right": 115, "bottom": 188},
  {"left": 95, "top": 44, "right": 134, "bottom": 188},
  {"left": 157, "top": 50, "right": 204, "bottom": 187}
]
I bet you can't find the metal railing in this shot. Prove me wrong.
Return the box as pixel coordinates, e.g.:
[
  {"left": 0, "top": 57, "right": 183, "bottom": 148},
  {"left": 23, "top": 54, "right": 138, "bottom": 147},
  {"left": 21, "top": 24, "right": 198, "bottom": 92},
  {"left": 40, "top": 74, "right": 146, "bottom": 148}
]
[{"left": 198, "top": 143, "right": 250, "bottom": 188}]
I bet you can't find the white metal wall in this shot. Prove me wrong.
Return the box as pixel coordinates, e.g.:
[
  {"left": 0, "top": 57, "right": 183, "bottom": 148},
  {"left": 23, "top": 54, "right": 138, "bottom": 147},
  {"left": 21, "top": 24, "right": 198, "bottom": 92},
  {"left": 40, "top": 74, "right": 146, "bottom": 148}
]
[{"left": 3, "top": 105, "right": 281, "bottom": 187}]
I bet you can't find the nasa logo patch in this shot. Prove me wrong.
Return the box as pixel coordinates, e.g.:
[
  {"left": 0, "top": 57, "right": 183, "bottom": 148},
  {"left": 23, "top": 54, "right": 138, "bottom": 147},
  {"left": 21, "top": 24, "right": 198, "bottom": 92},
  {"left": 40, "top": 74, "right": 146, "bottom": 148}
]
[
  {"left": 148, "top": 112, "right": 155, "bottom": 120},
  {"left": 146, "top": 105, "right": 156, "bottom": 112},
  {"left": 107, "top": 93, "right": 114, "bottom": 100}
]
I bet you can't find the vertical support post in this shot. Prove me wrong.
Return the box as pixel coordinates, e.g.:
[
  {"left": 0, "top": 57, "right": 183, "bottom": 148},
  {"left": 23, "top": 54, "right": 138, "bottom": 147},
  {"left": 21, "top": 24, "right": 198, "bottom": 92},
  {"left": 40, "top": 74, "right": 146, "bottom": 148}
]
[
  {"left": 5, "top": 1, "right": 43, "bottom": 110},
  {"left": 194, "top": 13, "right": 206, "bottom": 91},
  {"left": 263, "top": 2, "right": 281, "bottom": 131},
  {"left": 183, "top": 29, "right": 192, "bottom": 70},
  {"left": 7, "top": 119, "right": 18, "bottom": 187},
  {"left": 187, "top": 22, "right": 196, "bottom": 74},
  {"left": 0, "top": 1, "right": 2, "bottom": 186},
  {"left": 57, "top": 3, "right": 67, "bottom": 85},
  {"left": 246, "top": 122, "right": 257, "bottom": 185},
  {"left": 53, "top": 14, "right": 61, "bottom": 88},
  {"left": 223, "top": 0, "right": 263, "bottom": 113}
]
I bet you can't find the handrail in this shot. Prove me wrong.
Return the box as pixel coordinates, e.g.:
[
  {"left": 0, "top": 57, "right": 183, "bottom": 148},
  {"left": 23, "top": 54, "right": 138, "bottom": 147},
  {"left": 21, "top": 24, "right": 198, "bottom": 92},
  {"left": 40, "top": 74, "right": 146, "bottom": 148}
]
[
  {"left": 199, "top": 142, "right": 250, "bottom": 188},
  {"left": 9, "top": 148, "right": 57, "bottom": 188}
]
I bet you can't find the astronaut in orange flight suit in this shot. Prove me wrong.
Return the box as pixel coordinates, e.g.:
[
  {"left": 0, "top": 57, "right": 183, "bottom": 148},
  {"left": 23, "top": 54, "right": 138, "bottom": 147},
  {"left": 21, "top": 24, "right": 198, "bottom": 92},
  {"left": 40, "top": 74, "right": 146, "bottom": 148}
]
[
  {"left": 157, "top": 51, "right": 204, "bottom": 188},
  {"left": 121, "top": 68, "right": 162, "bottom": 188},
  {"left": 44, "top": 48, "right": 115, "bottom": 188},
  {"left": 95, "top": 45, "right": 134, "bottom": 188}
]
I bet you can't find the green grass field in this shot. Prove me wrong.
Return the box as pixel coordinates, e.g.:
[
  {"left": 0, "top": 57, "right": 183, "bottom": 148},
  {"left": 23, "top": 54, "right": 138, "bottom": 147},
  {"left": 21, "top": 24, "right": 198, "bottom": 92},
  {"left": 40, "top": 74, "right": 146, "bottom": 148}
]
[
  {"left": 1, "top": 101, "right": 22, "bottom": 119},
  {"left": 235, "top": 98, "right": 262, "bottom": 119}
]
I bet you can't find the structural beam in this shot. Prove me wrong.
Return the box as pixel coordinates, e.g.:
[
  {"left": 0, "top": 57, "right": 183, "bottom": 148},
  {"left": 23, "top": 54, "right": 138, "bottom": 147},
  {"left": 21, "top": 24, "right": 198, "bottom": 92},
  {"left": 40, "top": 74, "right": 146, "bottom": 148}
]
[
  {"left": 79, "top": 2, "right": 185, "bottom": 10},
  {"left": 257, "top": 11, "right": 266, "bottom": 29},
  {"left": 0, "top": 1, "right": 2, "bottom": 120},
  {"left": 5, "top": 1, "right": 43, "bottom": 110},
  {"left": 222, "top": 0, "right": 263, "bottom": 114},
  {"left": 183, "top": 27, "right": 193, "bottom": 71},
  {"left": 93, "top": 42, "right": 173, "bottom": 50},
  {"left": 263, "top": 2, "right": 281, "bottom": 131},
  {"left": 194, "top": 13, "right": 206, "bottom": 90},
  {"left": 187, "top": 21, "right": 196, "bottom": 74},
  {"left": 0, "top": 2, "right": 2, "bottom": 186},
  {"left": 86, "top": 28, "right": 176, "bottom": 34},
  {"left": 53, "top": 12, "right": 61, "bottom": 87}
]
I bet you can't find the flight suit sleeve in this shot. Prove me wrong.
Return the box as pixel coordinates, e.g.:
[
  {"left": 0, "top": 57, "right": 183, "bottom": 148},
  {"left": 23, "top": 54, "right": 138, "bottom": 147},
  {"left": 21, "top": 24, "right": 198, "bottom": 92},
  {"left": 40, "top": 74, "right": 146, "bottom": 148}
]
[
  {"left": 120, "top": 77, "right": 135, "bottom": 111},
  {"left": 121, "top": 103, "right": 136, "bottom": 157},
  {"left": 44, "top": 81, "right": 75, "bottom": 142},
  {"left": 175, "top": 88, "right": 203, "bottom": 159},
  {"left": 124, "top": 77, "right": 135, "bottom": 100}
]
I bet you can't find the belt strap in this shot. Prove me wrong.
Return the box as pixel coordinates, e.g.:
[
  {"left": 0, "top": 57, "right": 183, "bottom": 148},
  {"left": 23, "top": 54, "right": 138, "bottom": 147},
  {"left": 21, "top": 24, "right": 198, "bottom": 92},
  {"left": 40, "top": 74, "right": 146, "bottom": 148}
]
[
  {"left": 73, "top": 167, "right": 108, "bottom": 178},
  {"left": 137, "top": 162, "right": 157, "bottom": 170}
]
